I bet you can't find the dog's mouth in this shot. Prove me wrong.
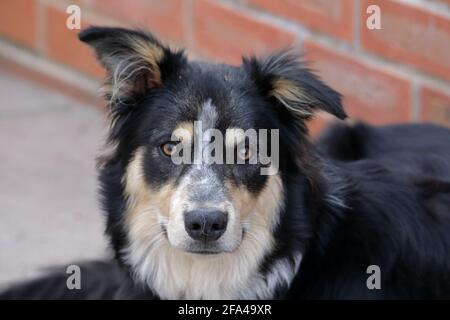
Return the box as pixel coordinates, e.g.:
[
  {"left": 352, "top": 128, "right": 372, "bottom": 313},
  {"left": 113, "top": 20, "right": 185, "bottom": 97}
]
[
  {"left": 183, "top": 240, "right": 240, "bottom": 255},
  {"left": 160, "top": 224, "right": 168, "bottom": 236},
  {"left": 185, "top": 248, "right": 223, "bottom": 255}
]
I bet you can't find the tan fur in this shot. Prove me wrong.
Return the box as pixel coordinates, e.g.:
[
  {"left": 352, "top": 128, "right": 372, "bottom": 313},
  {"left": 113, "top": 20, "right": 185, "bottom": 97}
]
[
  {"left": 122, "top": 147, "right": 175, "bottom": 225},
  {"left": 172, "top": 121, "right": 194, "bottom": 144},
  {"left": 224, "top": 128, "right": 259, "bottom": 164},
  {"left": 106, "top": 37, "right": 165, "bottom": 105},
  {"left": 271, "top": 79, "right": 314, "bottom": 117},
  {"left": 228, "top": 171, "right": 283, "bottom": 230},
  {"left": 225, "top": 128, "right": 246, "bottom": 149},
  {"left": 122, "top": 147, "right": 286, "bottom": 299},
  {"left": 128, "top": 36, "right": 164, "bottom": 84}
]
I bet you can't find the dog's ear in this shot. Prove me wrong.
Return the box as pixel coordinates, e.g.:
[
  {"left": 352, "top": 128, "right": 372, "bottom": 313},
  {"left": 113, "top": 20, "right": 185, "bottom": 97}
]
[
  {"left": 243, "top": 51, "right": 346, "bottom": 121},
  {"left": 79, "top": 26, "right": 185, "bottom": 105}
]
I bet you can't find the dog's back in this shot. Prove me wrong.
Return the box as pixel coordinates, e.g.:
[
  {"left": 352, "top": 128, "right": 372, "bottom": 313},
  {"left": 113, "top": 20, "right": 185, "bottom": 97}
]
[
  {"left": 318, "top": 122, "right": 450, "bottom": 222},
  {"left": 318, "top": 122, "right": 450, "bottom": 178},
  {"left": 288, "top": 122, "right": 450, "bottom": 299}
]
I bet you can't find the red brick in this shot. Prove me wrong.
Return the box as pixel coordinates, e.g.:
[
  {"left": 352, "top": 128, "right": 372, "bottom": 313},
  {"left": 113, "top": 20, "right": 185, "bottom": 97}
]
[
  {"left": 307, "top": 114, "right": 333, "bottom": 137},
  {"left": 193, "top": 0, "right": 295, "bottom": 65},
  {"left": 304, "top": 42, "right": 412, "bottom": 124},
  {"left": 248, "top": 0, "right": 354, "bottom": 41},
  {"left": 421, "top": 86, "right": 450, "bottom": 127},
  {"left": 45, "top": 5, "right": 104, "bottom": 79},
  {"left": 360, "top": 0, "right": 450, "bottom": 82},
  {"left": 0, "top": 0, "right": 36, "bottom": 48},
  {"left": 93, "top": 0, "right": 184, "bottom": 44}
]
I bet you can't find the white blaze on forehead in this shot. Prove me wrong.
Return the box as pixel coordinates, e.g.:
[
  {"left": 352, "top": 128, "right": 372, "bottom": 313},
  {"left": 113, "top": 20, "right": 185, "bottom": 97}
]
[
  {"left": 193, "top": 98, "right": 220, "bottom": 165},
  {"left": 198, "top": 98, "right": 218, "bottom": 131}
]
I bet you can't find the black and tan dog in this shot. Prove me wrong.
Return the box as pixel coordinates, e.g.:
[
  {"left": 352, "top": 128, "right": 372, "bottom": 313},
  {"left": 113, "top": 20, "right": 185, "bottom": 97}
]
[{"left": 2, "top": 27, "right": 450, "bottom": 299}]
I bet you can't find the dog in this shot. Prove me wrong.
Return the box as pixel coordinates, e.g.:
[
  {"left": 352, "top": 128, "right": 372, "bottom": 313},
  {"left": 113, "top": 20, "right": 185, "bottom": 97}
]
[{"left": 1, "top": 26, "right": 450, "bottom": 300}]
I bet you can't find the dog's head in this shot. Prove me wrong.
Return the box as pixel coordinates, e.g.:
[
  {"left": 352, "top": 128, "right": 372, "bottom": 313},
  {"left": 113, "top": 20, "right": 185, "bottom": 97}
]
[{"left": 80, "top": 26, "right": 345, "bottom": 297}]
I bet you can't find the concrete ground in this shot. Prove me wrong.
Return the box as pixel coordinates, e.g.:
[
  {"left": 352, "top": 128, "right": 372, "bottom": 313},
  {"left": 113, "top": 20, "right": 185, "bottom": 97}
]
[{"left": 0, "top": 68, "right": 110, "bottom": 289}]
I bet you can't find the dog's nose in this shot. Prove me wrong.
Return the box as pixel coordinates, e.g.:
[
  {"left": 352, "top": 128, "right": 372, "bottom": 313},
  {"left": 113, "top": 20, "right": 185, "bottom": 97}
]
[{"left": 184, "top": 209, "right": 228, "bottom": 242}]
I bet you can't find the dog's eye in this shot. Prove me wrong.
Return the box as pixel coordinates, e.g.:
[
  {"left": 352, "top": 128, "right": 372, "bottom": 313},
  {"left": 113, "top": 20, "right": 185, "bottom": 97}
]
[
  {"left": 160, "top": 141, "right": 178, "bottom": 157},
  {"left": 237, "top": 145, "right": 252, "bottom": 161}
]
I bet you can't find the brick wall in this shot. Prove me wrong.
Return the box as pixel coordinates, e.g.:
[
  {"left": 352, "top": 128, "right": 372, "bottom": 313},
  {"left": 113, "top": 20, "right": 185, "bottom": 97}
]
[{"left": 0, "top": 0, "right": 449, "bottom": 132}]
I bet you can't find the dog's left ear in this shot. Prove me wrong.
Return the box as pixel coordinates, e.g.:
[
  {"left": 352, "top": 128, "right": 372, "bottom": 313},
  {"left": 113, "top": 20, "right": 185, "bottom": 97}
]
[
  {"left": 79, "top": 26, "right": 185, "bottom": 105},
  {"left": 243, "top": 51, "right": 346, "bottom": 120}
]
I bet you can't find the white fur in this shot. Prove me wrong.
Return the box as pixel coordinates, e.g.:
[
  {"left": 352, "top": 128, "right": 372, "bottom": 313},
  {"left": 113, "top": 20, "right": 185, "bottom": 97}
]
[{"left": 239, "top": 253, "right": 303, "bottom": 299}]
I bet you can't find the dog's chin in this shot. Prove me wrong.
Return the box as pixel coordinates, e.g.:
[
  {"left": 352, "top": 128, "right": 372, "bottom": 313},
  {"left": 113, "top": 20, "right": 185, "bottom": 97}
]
[{"left": 169, "top": 238, "right": 242, "bottom": 256}]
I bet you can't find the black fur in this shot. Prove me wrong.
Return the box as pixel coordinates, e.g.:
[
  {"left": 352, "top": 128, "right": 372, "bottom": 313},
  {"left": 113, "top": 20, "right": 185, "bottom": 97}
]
[{"left": 1, "top": 27, "right": 450, "bottom": 300}]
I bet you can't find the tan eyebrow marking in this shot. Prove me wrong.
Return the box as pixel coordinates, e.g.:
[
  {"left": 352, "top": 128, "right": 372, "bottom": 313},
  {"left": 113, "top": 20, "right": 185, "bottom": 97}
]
[
  {"left": 225, "top": 127, "right": 246, "bottom": 148},
  {"left": 172, "top": 121, "right": 194, "bottom": 144}
]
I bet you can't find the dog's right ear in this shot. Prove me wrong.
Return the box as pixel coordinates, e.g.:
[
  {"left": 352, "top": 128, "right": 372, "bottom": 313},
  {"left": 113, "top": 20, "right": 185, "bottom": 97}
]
[
  {"left": 243, "top": 51, "right": 346, "bottom": 121},
  {"left": 79, "top": 26, "right": 185, "bottom": 105}
]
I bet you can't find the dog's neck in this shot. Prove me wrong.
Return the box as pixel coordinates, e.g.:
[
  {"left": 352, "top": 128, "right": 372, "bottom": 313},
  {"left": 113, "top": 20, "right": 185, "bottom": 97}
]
[{"left": 127, "top": 245, "right": 303, "bottom": 300}]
